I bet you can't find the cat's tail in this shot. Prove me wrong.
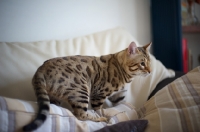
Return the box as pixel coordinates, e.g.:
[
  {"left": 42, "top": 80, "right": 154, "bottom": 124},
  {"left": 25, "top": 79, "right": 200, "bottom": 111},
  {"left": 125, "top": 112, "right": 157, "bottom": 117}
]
[{"left": 23, "top": 73, "right": 50, "bottom": 131}]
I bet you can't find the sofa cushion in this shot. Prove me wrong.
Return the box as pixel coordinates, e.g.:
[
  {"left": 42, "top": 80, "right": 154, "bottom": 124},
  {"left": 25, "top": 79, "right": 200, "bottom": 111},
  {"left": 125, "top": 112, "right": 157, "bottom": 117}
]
[
  {"left": 138, "top": 66, "right": 200, "bottom": 132},
  {"left": 1, "top": 66, "right": 199, "bottom": 132},
  {"left": 0, "top": 96, "right": 137, "bottom": 132},
  {"left": 148, "top": 71, "right": 185, "bottom": 100},
  {"left": 0, "top": 27, "right": 174, "bottom": 109}
]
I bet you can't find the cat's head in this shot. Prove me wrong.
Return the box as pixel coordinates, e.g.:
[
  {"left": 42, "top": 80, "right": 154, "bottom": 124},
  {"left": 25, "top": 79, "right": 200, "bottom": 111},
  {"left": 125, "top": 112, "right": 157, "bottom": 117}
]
[{"left": 123, "top": 42, "right": 151, "bottom": 77}]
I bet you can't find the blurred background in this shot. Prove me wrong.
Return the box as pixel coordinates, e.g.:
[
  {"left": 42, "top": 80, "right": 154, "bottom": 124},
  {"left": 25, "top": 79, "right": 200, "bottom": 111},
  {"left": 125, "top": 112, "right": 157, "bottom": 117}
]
[
  {"left": 0, "top": 0, "right": 199, "bottom": 72},
  {"left": 0, "top": 0, "right": 151, "bottom": 45}
]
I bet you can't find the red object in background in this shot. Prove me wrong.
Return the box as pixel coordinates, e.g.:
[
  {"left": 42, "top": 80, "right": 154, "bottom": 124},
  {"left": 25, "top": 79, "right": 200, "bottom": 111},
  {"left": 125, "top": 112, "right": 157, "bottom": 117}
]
[
  {"left": 188, "top": 0, "right": 200, "bottom": 5},
  {"left": 195, "top": 0, "right": 200, "bottom": 4},
  {"left": 188, "top": 0, "right": 193, "bottom": 6},
  {"left": 182, "top": 38, "right": 188, "bottom": 73}
]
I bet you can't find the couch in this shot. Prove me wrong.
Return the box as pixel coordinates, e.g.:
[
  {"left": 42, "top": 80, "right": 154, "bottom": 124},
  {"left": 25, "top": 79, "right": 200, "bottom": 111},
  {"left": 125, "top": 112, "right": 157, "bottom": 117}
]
[{"left": 0, "top": 27, "right": 199, "bottom": 132}]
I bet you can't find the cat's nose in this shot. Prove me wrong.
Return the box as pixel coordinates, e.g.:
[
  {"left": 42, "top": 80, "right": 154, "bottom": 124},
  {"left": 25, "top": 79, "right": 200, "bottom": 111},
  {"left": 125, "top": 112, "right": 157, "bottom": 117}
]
[{"left": 146, "top": 67, "right": 151, "bottom": 73}]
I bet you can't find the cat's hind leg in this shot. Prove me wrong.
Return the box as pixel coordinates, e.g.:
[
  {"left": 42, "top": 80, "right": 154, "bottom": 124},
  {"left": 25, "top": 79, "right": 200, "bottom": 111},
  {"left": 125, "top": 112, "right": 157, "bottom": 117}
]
[
  {"left": 63, "top": 84, "right": 107, "bottom": 122},
  {"left": 67, "top": 96, "right": 107, "bottom": 122},
  {"left": 49, "top": 95, "right": 61, "bottom": 106},
  {"left": 91, "top": 97, "right": 105, "bottom": 111}
]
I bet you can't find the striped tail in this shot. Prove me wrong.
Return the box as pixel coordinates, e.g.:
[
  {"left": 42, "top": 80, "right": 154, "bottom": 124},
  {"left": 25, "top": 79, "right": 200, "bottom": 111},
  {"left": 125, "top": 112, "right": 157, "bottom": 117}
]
[{"left": 23, "top": 74, "right": 50, "bottom": 131}]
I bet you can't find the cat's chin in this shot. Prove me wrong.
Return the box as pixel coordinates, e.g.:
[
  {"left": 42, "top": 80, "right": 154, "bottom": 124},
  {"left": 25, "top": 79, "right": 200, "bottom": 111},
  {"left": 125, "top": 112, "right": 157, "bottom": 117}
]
[{"left": 140, "top": 73, "right": 150, "bottom": 77}]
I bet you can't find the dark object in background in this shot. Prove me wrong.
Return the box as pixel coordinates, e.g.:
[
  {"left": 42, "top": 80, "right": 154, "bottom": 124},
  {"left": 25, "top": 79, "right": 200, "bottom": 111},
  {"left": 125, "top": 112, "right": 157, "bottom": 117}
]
[
  {"left": 94, "top": 120, "right": 148, "bottom": 132},
  {"left": 148, "top": 71, "right": 185, "bottom": 100},
  {"left": 151, "top": 0, "right": 183, "bottom": 71}
]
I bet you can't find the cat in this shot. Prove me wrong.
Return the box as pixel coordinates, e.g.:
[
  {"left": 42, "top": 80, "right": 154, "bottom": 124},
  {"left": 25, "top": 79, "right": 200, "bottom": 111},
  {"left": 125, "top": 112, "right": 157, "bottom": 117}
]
[{"left": 23, "top": 41, "right": 151, "bottom": 131}]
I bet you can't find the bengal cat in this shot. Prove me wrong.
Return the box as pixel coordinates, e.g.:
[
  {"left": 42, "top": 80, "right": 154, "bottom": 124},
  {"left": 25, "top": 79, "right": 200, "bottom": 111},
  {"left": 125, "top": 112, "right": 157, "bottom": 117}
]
[{"left": 23, "top": 42, "right": 151, "bottom": 131}]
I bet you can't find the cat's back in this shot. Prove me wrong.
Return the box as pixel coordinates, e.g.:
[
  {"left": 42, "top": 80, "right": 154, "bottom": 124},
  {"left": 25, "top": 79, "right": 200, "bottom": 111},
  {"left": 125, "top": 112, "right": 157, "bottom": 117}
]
[
  {"left": 38, "top": 55, "right": 94, "bottom": 71},
  {"left": 33, "top": 55, "right": 96, "bottom": 85},
  {"left": 44, "top": 55, "right": 94, "bottom": 66}
]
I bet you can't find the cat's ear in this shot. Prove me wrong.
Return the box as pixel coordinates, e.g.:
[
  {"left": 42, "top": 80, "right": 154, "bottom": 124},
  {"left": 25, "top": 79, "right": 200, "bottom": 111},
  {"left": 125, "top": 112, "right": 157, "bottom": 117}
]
[
  {"left": 127, "top": 42, "right": 137, "bottom": 55},
  {"left": 143, "top": 42, "right": 152, "bottom": 52}
]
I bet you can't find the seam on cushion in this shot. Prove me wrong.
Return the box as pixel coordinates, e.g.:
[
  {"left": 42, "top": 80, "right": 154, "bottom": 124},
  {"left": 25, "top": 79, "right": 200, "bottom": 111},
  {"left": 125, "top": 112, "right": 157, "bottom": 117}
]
[
  {"left": 122, "top": 102, "right": 134, "bottom": 110},
  {"left": 113, "top": 102, "right": 134, "bottom": 113},
  {"left": 51, "top": 115, "right": 56, "bottom": 132},
  {"left": 0, "top": 96, "right": 8, "bottom": 111},
  {"left": 124, "top": 112, "right": 130, "bottom": 120},
  {"left": 112, "top": 116, "right": 119, "bottom": 123},
  {"left": 106, "top": 111, "right": 126, "bottom": 118},
  {"left": 60, "top": 107, "right": 70, "bottom": 116},
  {"left": 95, "top": 110, "right": 101, "bottom": 116},
  {"left": 182, "top": 75, "right": 200, "bottom": 110},
  {"left": 69, "top": 116, "right": 75, "bottom": 132},
  {"left": 0, "top": 111, "right": 8, "bottom": 131},
  {"left": 0, "top": 98, "right": 74, "bottom": 117},
  {"left": 18, "top": 100, "right": 36, "bottom": 112},
  {"left": 155, "top": 90, "right": 163, "bottom": 131},
  {"left": 4, "top": 109, "right": 75, "bottom": 118},
  {"left": 168, "top": 84, "right": 188, "bottom": 132},
  {"left": 8, "top": 111, "right": 15, "bottom": 132}
]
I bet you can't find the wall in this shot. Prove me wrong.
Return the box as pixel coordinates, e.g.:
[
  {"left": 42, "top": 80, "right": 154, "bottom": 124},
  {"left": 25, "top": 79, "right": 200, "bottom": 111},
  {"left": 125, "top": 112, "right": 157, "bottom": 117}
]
[{"left": 0, "top": 0, "right": 151, "bottom": 45}]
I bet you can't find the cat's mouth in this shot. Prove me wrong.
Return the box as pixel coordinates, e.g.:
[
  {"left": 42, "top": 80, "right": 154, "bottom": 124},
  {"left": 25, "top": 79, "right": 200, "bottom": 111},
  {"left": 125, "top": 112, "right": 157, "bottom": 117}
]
[{"left": 140, "top": 72, "right": 150, "bottom": 77}]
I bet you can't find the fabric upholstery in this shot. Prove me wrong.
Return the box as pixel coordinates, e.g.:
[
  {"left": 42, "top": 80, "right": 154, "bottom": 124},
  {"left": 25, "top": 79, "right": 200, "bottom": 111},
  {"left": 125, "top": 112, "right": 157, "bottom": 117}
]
[
  {"left": 0, "top": 97, "right": 137, "bottom": 132},
  {"left": 138, "top": 66, "right": 200, "bottom": 132},
  {"left": 0, "top": 27, "right": 175, "bottom": 109}
]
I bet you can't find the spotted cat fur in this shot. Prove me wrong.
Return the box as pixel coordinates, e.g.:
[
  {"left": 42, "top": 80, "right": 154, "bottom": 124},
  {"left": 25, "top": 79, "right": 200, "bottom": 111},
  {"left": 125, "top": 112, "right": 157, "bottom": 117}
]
[{"left": 23, "top": 42, "right": 151, "bottom": 131}]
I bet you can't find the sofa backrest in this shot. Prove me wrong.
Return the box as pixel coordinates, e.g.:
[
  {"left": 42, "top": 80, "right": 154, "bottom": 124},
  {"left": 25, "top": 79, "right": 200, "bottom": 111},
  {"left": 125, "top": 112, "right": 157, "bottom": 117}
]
[{"left": 0, "top": 27, "right": 136, "bottom": 101}]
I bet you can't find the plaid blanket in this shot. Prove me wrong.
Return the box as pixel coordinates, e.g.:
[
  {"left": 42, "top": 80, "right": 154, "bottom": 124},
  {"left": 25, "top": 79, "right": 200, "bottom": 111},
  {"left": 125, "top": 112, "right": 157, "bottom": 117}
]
[{"left": 138, "top": 66, "right": 200, "bottom": 132}]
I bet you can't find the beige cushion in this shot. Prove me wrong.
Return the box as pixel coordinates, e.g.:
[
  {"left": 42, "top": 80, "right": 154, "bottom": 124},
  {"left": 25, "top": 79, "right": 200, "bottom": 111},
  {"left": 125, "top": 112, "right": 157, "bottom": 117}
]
[
  {"left": 138, "top": 66, "right": 200, "bottom": 132},
  {"left": 0, "top": 27, "right": 174, "bottom": 108}
]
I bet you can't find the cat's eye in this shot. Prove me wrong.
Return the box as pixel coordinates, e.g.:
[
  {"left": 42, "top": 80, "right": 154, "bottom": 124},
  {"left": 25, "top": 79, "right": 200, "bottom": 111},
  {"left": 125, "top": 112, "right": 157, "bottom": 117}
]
[{"left": 141, "top": 62, "right": 145, "bottom": 66}]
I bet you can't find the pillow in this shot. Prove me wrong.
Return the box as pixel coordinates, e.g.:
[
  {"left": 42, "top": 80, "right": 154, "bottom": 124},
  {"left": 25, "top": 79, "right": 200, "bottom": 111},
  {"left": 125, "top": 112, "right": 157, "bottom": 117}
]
[
  {"left": 138, "top": 66, "right": 200, "bottom": 132},
  {"left": 0, "top": 96, "right": 138, "bottom": 132},
  {"left": 0, "top": 27, "right": 174, "bottom": 109},
  {"left": 148, "top": 71, "right": 185, "bottom": 100},
  {"left": 94, "top": 120, "right": 148, "bottom": 132}
]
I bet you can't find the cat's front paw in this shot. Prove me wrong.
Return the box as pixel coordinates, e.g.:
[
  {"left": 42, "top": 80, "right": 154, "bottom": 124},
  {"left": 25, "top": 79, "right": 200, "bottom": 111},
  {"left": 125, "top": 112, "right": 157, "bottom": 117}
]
[{"left": 98, "top": 117, "right": 108, "bottom": 123}]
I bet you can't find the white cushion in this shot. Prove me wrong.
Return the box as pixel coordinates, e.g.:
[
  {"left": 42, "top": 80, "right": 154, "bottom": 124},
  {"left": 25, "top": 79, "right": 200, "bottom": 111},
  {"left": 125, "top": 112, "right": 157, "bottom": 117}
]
[
  {"left": 0, "top": 27, "right": 174, "bottom": 108},
  {"left": 0, "top": 96, "right": 137, "bottom": 132}
]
